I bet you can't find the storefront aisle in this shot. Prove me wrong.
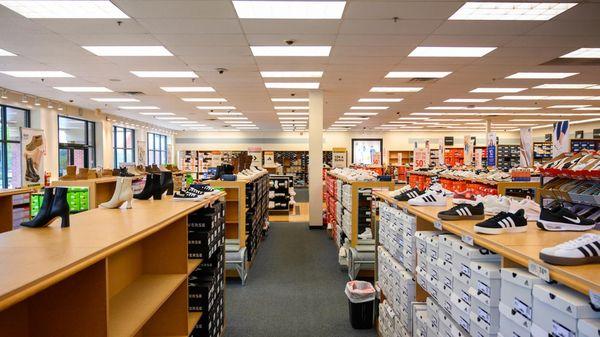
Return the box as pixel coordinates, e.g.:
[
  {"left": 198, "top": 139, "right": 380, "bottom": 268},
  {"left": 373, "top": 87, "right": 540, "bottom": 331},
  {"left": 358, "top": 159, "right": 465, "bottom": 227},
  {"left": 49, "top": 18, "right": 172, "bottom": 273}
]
[{"left": 224, "top": 222, "right": 376, "bottom": 337}]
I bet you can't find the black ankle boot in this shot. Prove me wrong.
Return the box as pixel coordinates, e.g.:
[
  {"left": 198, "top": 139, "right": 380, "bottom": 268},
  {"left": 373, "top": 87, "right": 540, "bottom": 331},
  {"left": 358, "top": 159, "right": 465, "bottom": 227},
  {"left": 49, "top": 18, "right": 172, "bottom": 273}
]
[
  {"left": 134, "top": 174, "right": 156, "bottom": 200},
  {"left": 119, "top": 166, "right": 134, "bottom": 177},
  {"left": 48, "top": 187, "right": 70, "bottom": 228},
  {"left": 152, "top": 174, "right": 164, "bottom": 200},
  {"left": 21, "top": 188, "right": 54, "bottom": 228},
  {"left": 160, "top": 171, "right": 174, "bottom": 196}
]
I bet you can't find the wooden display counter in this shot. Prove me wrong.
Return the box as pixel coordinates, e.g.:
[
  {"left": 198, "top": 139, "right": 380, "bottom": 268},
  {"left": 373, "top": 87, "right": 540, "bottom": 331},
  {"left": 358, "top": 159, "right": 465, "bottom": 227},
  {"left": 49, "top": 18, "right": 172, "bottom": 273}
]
[
  {"left": 51, "top": 176, "right": 143, "bottom": 208},
  {"left": 0, "top": 192, "right": 225, "bottom": 337},
  {"left": 374, "top": 190, "right": 600, "bottom": 295},
  {"left": 0, "top": 188, "right": 34, "bottom": 233}
]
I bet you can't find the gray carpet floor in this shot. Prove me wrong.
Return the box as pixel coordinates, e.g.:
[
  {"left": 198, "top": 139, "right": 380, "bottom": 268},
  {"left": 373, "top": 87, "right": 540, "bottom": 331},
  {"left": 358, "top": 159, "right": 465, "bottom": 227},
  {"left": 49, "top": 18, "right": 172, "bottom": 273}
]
[
  {"left": 224, "top": 222, "right": 376, "bottom": 337},
  {"left": 294, "top": 187, "right": 309, "bottom": 203}
]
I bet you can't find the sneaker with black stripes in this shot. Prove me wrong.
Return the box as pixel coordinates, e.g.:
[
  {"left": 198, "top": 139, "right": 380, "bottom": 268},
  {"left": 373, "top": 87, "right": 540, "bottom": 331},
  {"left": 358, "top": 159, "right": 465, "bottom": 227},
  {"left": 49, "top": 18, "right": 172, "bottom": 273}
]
[
  {"left": 394, "top": 188, "right": 424, "bottom": 201},
  {"left": 536, "top": 206, "right": 595, "bottom": 232},
  {"left": 540, "top": 234, "right": 600, "bottom": 266},
  {"left": 474, "top": 209, "right": 527, "bottom": 234},
  {"left": 408, "top": 191, "right": 447, "bottom": 206},
  {"left": 438, "top": 202, "right": 485, "bottom": 221}
]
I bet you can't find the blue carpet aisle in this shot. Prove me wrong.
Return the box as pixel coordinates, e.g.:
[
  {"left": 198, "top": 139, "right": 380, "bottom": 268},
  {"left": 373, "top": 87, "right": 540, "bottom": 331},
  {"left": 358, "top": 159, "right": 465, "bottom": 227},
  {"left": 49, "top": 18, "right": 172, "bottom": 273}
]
[{"left": 224, "top": 221, "right": 377, "bottom": 337}]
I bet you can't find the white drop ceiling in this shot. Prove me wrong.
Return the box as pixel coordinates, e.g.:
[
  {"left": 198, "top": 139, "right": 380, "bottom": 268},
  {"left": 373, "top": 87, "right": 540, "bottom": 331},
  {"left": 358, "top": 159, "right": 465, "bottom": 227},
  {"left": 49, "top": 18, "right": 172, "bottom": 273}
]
[{"left": 0, "top": 0, "right": 600, "bottom": 132}]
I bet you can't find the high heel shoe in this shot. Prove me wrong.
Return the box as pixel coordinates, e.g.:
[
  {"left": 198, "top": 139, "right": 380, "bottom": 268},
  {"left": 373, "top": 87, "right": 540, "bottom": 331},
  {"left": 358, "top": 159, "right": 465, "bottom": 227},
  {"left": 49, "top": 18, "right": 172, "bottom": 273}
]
[
  {"left": 134, "top": 173, "right": 161, "bottom": 200},
  {"left": 22, "top": 187, "right": 70, "bottom": 228},
  {"left": 100, "top": 177, "right": 133, "bottom": 209},
  {"left": 160, "top": 171, "right": 174, "bottom": 196}
]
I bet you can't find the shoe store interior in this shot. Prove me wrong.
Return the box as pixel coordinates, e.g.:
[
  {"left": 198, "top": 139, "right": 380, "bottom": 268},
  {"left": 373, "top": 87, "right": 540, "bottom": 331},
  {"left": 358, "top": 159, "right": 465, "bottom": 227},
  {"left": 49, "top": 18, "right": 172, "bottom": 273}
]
[{"left": 1, "top": 1, "right": 600, "bottom": 337}]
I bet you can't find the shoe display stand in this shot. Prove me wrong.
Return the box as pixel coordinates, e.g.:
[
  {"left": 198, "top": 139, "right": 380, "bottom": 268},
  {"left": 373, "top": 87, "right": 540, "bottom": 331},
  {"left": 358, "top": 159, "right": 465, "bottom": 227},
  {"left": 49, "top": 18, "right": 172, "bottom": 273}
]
[
  {"left": 497, "top": 145, "right": 520, "bottom": 171},
  {"left": 374, "top": 190, "right": 599, "bottom": 337},
  {"left": 179, "top": 150, "right": 250, "bottom": 180},
  {"left": 533, "top": 141, "right": 552, "bottom": 164},
  {"left": 207, "top": 172, "right": 269, "bottom": 284},
  {"left": 0, "top": 192, "right": 226, "bottom": 337},
  {"left": 51, "top": 176, "right": 143, "bottom": 208},
  {"left": 268, "top": 175, "right": 294, "bottom": 214},
  {"left": 389, "top": 150, "right": 414, "bottom": 166},
  {"left": 538, "top": 165, "right": 599, "bottom": 209},
  {"left": 571, "top": 139, "right": 600, "bottom": 153},
  {"left": 274, "top": 151, "right": 309, "bottom": 187},
  {"left": 30, "top": 187, "right": 90, "bottom": 216},
  {"left": 324, "top": 171, "right": 395, "bottom": 279},
  {"left": 0, "top": 188, "right": 34, "bottom": 233}
]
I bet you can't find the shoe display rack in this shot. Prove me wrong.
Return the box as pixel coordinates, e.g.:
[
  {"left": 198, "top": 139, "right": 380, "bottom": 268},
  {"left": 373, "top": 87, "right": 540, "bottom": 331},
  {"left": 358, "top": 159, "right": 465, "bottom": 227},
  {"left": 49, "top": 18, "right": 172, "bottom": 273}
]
[
  {"left": 533, "top": 141, "right": 552, "bottom": 164},
  {"left": 51, "top": 176, "right": 144, "bottom": 208},
  {"left": 179, "top": 150, "right": 250, "bottom": 179},
  {"left": 325, "top": 171, "right": 395, "bottom": 279},
  {"left": 207, "top": 172, "right": 269, "bottom": 283},
  {"left": 30, "top": 187, "right": 90, "bottom": 216},
  {"left": 268, "top": 174, "right": 294, "bottom": 214},
  {"left": 374, "top": 190, "right": 599, "bottom": 337},
  {"left": 571, "top": 139, "right": 600, "bottom": 153},
  {"left": 0, "top": 188, "right": 34, "bottom": 233},
  {"left": 0, "top": 192, "right": 226, "bottom": 337},
  {"left": 274, "top": 151, "right": 309, "bottom": 187},
  {"left": 389, "top": 150, "right": 414, "bottom": 166},
  {"left": 497, "top": 145, "right": 520, "bottom": 171}
]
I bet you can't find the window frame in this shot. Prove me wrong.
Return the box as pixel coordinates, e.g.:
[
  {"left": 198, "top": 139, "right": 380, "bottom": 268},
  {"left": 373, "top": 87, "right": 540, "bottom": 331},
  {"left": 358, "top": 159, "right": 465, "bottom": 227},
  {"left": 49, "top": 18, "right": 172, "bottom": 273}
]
[
  {"left": 147, "top": 132, "right": 168, "bottom": 165},
  {"left": 57, "top": 115, "right": 96, "bottom": 176},
  {"left": 113, "top": 125, "right": 135, "bottom": 168},
  {"left": 0, "top": 104, "right": 30, "bottom": 188}
]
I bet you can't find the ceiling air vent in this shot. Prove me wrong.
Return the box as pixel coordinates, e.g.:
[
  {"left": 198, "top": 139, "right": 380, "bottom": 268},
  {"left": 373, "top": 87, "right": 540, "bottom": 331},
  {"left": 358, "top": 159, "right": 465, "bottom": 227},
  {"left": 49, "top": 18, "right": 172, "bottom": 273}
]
[
  {"left": 117, "top": 91, "right": 145, "bottom": 95},
  {"left": 408, "top": 77, "right": 439, "bottom": 83},
  {"left": 542, "top": 58, "right": 600, "bottom": 66}
]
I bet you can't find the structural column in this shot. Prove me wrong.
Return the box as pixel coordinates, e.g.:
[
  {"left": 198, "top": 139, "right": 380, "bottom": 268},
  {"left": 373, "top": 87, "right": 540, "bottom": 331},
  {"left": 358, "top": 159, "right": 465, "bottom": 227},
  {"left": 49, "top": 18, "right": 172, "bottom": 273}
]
[{"left": 308, "top": 90, "right": 324, "bottom": 228}]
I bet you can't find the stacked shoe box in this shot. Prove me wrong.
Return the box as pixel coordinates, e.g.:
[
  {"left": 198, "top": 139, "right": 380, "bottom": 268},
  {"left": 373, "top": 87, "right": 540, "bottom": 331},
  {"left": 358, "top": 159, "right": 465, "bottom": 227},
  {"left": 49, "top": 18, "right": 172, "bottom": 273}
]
[
  {"left": 245, "top": 174, "right": 269, "bottom": 261},
  {"left": 498, "top": 268, "right": 544, "bottom": 337},
  {"left": 379, "top": 300, "right": 400, "bottom": 337},
  {"left": 189, "top": 202, "right": 226, "bottom": 337}
]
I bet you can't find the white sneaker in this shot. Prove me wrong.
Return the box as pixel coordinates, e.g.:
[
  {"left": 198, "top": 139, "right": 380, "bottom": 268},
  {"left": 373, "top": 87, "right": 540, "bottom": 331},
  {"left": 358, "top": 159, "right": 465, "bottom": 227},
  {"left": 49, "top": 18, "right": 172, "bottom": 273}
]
[
  {"left": 540, "top": 234, "right": 600, "bottom": 265},
  {"left": 508, "top": 197, "right": 540, "bottom": 221},
  {"left": 427, "top": 183, "right": 453, "bottom": 197},
  {"left": 358, "top": 228, "right": 373, "bottom": 240},
  {"left": 482, "top": 195, "right": 511, "bottom": 215},
  {"left": 408, "top": 191, "right": 447, "bottom": 206}
]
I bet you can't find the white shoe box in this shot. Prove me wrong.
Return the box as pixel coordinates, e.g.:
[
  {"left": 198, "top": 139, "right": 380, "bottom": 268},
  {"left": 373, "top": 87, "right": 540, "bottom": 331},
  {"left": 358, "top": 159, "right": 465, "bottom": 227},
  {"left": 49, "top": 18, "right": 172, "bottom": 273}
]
[
  {"left": 453, "top": 277, "right": 472, "bottom": 313},
  {"left": 427, "top": 256, "right": 439, "bottom": 283},
  {"left": 403, "top": 246, "right": 416, "bottom": 273},
  {"left": 403, "top": 229, "right": 415, "bottom": 251},
  {"left": 426, "top": 236, "right": 440, "bottom": 260},
  {"left": 439, "top": 287, "right": 453, "bottom": 314},
  {"left": 427, "top": 273, "right": 441, "bottom": 303},
  {"left": 451, "top": 316, "right": 471, "bottom": 337},
  {"left": 440, "top": 306, "right": 456, "bottom": 337},
  {"left": 418, "top": 252, "right": 428, "bottom": 271},
  {"left": 399, "top": 269, "right": 416, "bottom": 307},
  {"left": 532, "top": 284, "right": 600, "bottom": 337},
  {"left": 578, "top": 318, "right": 600, "bottom": 337},
  {"left": 438, "top": 260, "right": 454, "bottom": 297},
  {"left": 400, "top": 302, "right": 412, "bottom": 331},
  {"left": 473, "top": 316, "right": 498, "bottom": 337},
  {"left": 415, "top": 309, "right": 429, "bottom": 337},
  {"left": 438, "top": 235, "right": 459, "bottom": 266},
  {"left": 471, "top": 295, "right": 501, "bottom": 334},
  {"left": 452, "top": 241, "right": 500, "bottom": 286},
  {"left": 500, "top": 268, "right": 543, "bottom": 329},
  {"left": 416, "top": 231, "right": 438, "bottom": 256},
  {"left": 417, "top": 266, "right": 428, "bottom": 291},
  {"left": 452, "top": 297, "right": 472, "bottom": 333},
  {"left": 499, "top": 302, "right": 530, "bottom": 337},
  {"left": 469, "top": 261, "right": 502, "bottom": 307}
]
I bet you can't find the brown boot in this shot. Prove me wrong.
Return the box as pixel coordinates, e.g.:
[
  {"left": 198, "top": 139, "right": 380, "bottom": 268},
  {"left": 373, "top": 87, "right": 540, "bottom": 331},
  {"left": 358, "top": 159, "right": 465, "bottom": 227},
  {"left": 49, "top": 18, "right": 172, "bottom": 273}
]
[
  {"left": 102, "top": 168, "right": 113, "bottom": 177},
  {"left": 60, "top": 165, "right": 77, "bottom": 180},
  {"left": 77, "top": 168, "right": 89, "bottom": 180}
]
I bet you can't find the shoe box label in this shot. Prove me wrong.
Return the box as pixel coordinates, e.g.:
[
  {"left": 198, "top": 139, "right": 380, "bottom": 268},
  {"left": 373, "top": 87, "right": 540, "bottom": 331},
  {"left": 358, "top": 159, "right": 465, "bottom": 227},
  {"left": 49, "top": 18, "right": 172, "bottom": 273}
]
[
  {"left": 434, "top": 220, "right": 443, "bottom": 230},
  {"left": 552, "top": 320, "right": 575, "bottom": 337},
  {"left": 461, "top": 234, "right": 474, "bottom": 246},
  {"left": 461, "top": 263, "right": 471, "bottom": 279},
  {"left": 513, "top": 298, "right": 532, "bottom": 321},
  {"left": 477, "top": 306, "right": 491, "bottom": 326},
  {"left": 458, "top": 315, "right": 470, "bottom": 332},
  {"left": 527, "top": 261, "right": 550, "bottom": 282},
  {"left": 476, "top": 280, "right": 491, "bottom": 299}
]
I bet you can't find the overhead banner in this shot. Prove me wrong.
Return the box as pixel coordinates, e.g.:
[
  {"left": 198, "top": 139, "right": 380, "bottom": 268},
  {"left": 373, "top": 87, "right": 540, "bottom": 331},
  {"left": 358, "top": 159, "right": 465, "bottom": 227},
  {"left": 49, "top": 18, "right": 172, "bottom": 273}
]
[
  {"left": 21, "top": 128, "right": 45, "bottom": 187},
  {"left": 413, "top": 148, "right": 427, "bottom": 169},
  {"left": 475, "top": 149, "right": 483, "bottom": 169},
  {"left": 486, "top": 132, "right": 497, "bottom": 168},
  {"left": 438, "top": 138, "right": 445, "bottom": 166},
  {"left": 464, "top": 135, "right": 474, "bottom": 166},
  {"left": 332, "top": 148, "right": 347, "bottom": 168},
  {"left": 520, "top": 127, "right": 533, "bottom": 167},
  {"left": 264, "top": 151, "right": 275, "bottom": 166},
  {"left": 248, "top": 147, "right": 263, "bottom": 168},
  {"left": 137, "top": 140, "right": 146, "bottom": 166},
  {"left": 552, "top": 120, "right": 570, "bottom": 157}
]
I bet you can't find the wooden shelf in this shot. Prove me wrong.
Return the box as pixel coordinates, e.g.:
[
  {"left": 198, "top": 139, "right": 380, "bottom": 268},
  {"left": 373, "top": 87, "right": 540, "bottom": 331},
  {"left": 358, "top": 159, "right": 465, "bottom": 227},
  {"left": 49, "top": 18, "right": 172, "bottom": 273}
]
[
  {"left": 187, "top": 259, "right": 202, "bottom": 275},
  {"left": 374, "top": 190, "right": 600, "bottom": 295},
  {"left": 188, "top": 311, "right": 202, "bottom": 334},
  {"left": 108, "top": 274, "right": 186, "bottom": 337}
]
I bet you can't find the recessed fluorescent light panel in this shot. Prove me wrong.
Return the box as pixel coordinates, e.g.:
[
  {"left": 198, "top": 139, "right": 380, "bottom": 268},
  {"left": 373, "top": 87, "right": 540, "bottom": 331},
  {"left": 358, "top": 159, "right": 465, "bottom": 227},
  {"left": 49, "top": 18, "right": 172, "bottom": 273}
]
[
  {"left": 409, "top": 46, "right": 496, "bottom": 57},
  {"left": 1, "top": 71, "right": 73, "bottom": 78},
  {"left": 534, "top": 84, "right": 596, "bottom": 89},
  {"left": 560, "top": 48, "right": 600, "bottom": 59},
  {"left": 449, "top": 2, "right": 577, "bottom": 21},
  {"left": 119, "top": 106, "right": 159, "bottom": 110},
  {"left": 470, "top": 87, "right": 527, "bottom": 93},
  {"left": 271, "top": 98, "right": 309, "bottom": 102},
  {"left": 265, "top": 82, "right": 320, "bottom": 89},
  {"left": 358, "top": 98, "right": 403, "bottom": 103},
  {"left": 208, "top": 112, "right": 243, "bottom": 116},
  {"left": 276, "top": 112, "right": 309, "bottom": 116},
  {"left": 274, "top": 106, "right": 309, "bottom": 110},
  {"left": 196, "top": 106, "right": 236, "bottom": 110},
  {"left": 131, "top": 71, "right": 198, "bottom": 78},
  {"left": 83, "top": 46, "right": 172, "bottom": 56},
  {"left": 344, "top": 112, "right": 379, "bottom": 116},
  {"left": 139, "top": 112, "right": 175, "bottom": 116},
  {"left": 350, "top": 106, "right": 388, "bottom": 110},
  {"left": 385, "top": 71, "right": 451, "bottom": 78},
  {"left": 370, "top": 87, "right": 422, "bottom": 93},
  {"left": 54, "top": 87, "right": 112, "bottom": 92},
  {"left": 250, "top": 46, "right": 331, "bottom": 57},
  {"left": 445, "top": 98, "right": 491, "bottom": 103},
  {"left": 506, "top": 72, "right": 578, "bottom": 79},
  {"left": 155, "top": 117, "right": 187, "bottom": 120},
  {"left": 232, "top": 1, "right": 345, "bottom": 19},
  {"left": 0, "top": 48, "right": 16, "bottom": 56},
  {"left": 548, "top": 105, "right": 591, "bottom": 109},
  {"left": 92, "top": 98, "right": 140, "bottom": 102},
  {"left": 260, "top": 71, "right": 323, "bottom": 78},
  {"left": 160, "top": 87, "right": 215, "bottom": 92},
  {"left": 218, "top": 117, "right": 248, "bottom": 120},
  {"left": 0, "top": 1, "right": 129, "bottom": 18}
]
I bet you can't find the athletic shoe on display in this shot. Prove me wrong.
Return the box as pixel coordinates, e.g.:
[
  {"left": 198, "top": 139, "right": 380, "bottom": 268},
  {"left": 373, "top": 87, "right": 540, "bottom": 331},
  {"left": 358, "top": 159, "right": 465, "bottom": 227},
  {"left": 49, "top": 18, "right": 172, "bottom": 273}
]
[
  {"left": 539, "top": 233, "right": 600, "bottom": 266},
  {"left": 190, "top": 184, "right": 220, "bottom": 195},
  {"left": 438, "top": 202, "right": 485, "bottom": 221},
  {"left": 394, "top": 188, "right": 424, "bottom": 201},
  {"left": 358, "top": 228, "right": 373, "bottom": 240},
  {"left": 481, "top": 195, "right": 511, "bottom": 215},
  {"left": 536, "top": 206, "right": 595, "bottom": 231},
  {"left": 508, "top": 197, "right": 541, "bottom": 221},
  {"left": 427, "top": 183, "right": 453, "bottom": 197},
  {"left": 474, "top": 209, "right": 528, "bottom": 234},
  {"left": 173, "top": 189, "right": 206, "bottom": 202},
  {"left": 390, "top": 185, "right": 412, "bottom": 197},
  {"left": 452, "top": 190, "right": 478, "bottom": 205},
  {"left": 408, "top": 191, "right": 447, "bottom": 206}
]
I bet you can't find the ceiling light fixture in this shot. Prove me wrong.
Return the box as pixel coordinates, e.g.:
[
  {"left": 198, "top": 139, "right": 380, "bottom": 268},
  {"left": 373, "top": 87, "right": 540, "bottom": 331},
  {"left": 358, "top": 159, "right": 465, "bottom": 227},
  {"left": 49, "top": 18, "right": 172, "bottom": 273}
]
[
  {"left": 182, "top": 98, "right": 227, "bottom": 102},
  {"left": 1, "top": 71, "right": 73, "bottom": 77},
  {"left": 260, "top": 71, "right": 323, "bottom": 78},
  {"left": 274, "top": 106, "right": 309, "bottom": 110},
  {"left": 497, "top": 95, "right": 593, "bottom": 100},
  {"left": 350, "top": 106, "right": 388, "bottom": 110},
  {"left": 385, "top": 71, "right": 451, "bottom": 78},
  {"left": 449, "top": 2, "right": 577, "bottom": 21},
  {"left": 130, "top": 71, "right": 198, "bottom": 78},
  {"left": 34, "top": 97, "right": 40, "bottom": 106},
  {"left": 534, "top": 84, "right": 596, "bottom": 89},
  {"left": 0, "top": 89, "right": 7, "bottom": 99},
  {"left": 0, "top": 48, "right": 16, "bottom": 56},
  {"left": 344, "top": 112, "right": 379, "bottom": 116},
  {"left": 91, "top": 98, "right": 140, "bottom": 102},
  {"left": 358, "top": 98, "right": 403, "bottom": 103},
  {"left": 232, "top": 1, "right": 346, "bottom": 19},
  {"left": 560, "top": 48, "right": 600, "bottom": 59},
  {"left": 208, "top": 112, "right": 243, "bottom": 116},
  {"left": 0, "top": 0, "right": 129, "bottom": 18},
  {"left": 154, "top": 117, "right": 187, "bottom": 120},
  {"left": 279, "top": 117, "right": 309, "bottom": 120},
  {"left": 83, "top": 46, "right": 172, "bottom": 56},
  {"left": 409, "top": 46, "right": 496, "bottom": 57},
  {"left": 277, "top": 112, "right": 309, "bottom": 116},
  {"left": 47, "top": 101, "right": 54, "bottom": 109},
  {"left": 251, "top": 46, "right": 331, "bottom": 57},
  {"left": 119, "top": 106, "right": 159, "bottom": 110},
  {"left": 548, "top": 105, "right": 591, "bottom": 109},
  {"left": 21, "top": 95, "right": 28, "bottom": 103},
  {"left": 57, "top": 104, "right": 63, "bottom": 111},
  {"left": 54, "top": 86, "right": 112, "bottom": 92},
  {"left": 196, "top": 106, "right": 236, "bottom": 110},
  {"left": 506, "top": 72, "right": 578, "bottom": 79},
  {"left": 160, "top": 87, "right": 215, "bottom": 92},
  {"left": 265, "top": 82, "right": 320, "bottom": 89},
  {"left": 445, "top": 98, "right": 491, "bottom": 103},
  {"left": 370, "top": 87, "right": 422, "bottom": 93},
  {"left": 138, "top": 112, "right": 175, "bottom": 116},
  {"left": 470, "top": 87, "right": 527, "bottom": 93}
]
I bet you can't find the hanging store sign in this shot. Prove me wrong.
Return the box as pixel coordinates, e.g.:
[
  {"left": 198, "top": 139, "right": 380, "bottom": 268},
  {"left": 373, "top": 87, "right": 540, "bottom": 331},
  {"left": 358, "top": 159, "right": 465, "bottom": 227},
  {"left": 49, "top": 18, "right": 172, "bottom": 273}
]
[
  {"left": 486, "top": 132, "right": 496, "bottom": 168},
  {"left": 264, "top": 151, "right": 275, "bottom": 166},
  {"left": 520, "top": 127, "right": 533, "bottom": 167},
  {"left": 21, "top": 128, "right": 45, "bottom": 187},
  {"left": 413, "top": 148, "right": 427, "bottom": 169},
  {"left": 552, "top": 120, "right": 570, "bottom": 157},
  {"left": 332, "top": 148, "right": 347, "bottom": 168},
  {"left": 248, "top": 147, "right": 263, "bottom": 168},
  {"left": 464, "top": 135, "right": 474, "bottom": 166}
]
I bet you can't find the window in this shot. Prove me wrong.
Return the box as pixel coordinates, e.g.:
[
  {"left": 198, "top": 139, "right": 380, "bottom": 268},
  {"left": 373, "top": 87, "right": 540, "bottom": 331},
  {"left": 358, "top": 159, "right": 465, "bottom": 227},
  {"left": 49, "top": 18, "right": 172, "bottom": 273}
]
[
  {"left": 0, "top": 105, "right": 30, "bottom": 188},
  {"left": 113, "top": 126, "right": 135, "bottom": 168},
  {"left": 147, "top": 132, "right": 168, "bottom": 165},
  {"left": 58, "top": 116, "right": 95, "bottom": 176}
]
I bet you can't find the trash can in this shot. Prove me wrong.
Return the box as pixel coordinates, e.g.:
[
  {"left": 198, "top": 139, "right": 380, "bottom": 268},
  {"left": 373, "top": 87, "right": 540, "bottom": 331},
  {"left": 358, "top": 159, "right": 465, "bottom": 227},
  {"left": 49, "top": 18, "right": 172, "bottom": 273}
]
[{"left": 345, "top": 280, "right": 376, "bottom": 329}]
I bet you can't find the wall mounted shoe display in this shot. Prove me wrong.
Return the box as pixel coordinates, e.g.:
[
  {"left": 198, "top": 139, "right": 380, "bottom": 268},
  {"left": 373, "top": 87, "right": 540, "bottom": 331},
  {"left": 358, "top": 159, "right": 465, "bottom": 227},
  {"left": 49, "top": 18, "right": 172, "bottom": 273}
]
[
  {"left": 134, "top": 173, "right": 161, "bottom": 200},
  {"left": 100, "top": 177, "right": 133, "bottom": 209},
  {"left": 21, "top": 187, "right": 70, "bottom": 228}
]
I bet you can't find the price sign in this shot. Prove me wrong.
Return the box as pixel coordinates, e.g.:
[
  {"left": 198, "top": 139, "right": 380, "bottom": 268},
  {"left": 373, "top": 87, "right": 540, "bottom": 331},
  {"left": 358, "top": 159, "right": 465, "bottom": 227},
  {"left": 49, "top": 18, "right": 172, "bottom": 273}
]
[
  {"left": 434, "top": 220, "right": 443, "bottom": 230},
  {"left": 413, "top": 148, "right": 427, "bottom": 169},
  {"left": 461, "top": 234, "right": 474, "bottom": 246},
  {"left": 528, "top": 261, "right": 550, "bottom": 282}
]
